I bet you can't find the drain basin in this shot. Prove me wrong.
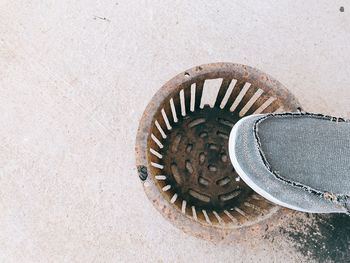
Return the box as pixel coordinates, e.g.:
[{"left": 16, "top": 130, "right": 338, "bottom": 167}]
[{"left": 136, "top": 63, "right": 301, "bottom": 236}]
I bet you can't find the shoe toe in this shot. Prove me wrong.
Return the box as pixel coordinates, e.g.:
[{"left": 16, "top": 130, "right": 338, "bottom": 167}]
[{"left": 229, "top": 114, "right": 346, "bottom": 213}]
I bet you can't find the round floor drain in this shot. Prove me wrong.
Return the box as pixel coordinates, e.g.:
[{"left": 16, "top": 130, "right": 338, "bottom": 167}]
[{"left": 136, "top": 63, "right": 301, "bottom": 236}]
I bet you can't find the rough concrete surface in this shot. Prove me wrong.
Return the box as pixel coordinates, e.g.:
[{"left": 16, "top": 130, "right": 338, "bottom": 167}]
[{"left": 0, "top": 0, "right": 349, "bottom": 262}]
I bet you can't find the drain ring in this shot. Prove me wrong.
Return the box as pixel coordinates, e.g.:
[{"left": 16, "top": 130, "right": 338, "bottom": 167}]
[{"left": 136, "top": 63, "right": 301, "bottom": 238}]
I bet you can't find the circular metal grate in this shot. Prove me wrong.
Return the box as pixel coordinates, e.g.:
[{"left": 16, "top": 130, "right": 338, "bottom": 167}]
[{"left": 136, "top": 63, "right": 301, "bottom": 236}]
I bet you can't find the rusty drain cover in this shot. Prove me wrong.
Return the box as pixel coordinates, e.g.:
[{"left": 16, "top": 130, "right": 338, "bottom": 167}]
[{"left": 136, "top": 63, "right": 301, "bottom": 236}]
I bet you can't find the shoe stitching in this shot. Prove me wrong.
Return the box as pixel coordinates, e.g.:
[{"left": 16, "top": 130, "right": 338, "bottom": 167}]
[{"left": 253, "top": 111, "right": 350, "bottom": 213}]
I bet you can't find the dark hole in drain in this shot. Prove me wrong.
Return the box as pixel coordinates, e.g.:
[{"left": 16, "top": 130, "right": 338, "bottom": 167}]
[{"left": 162, "top": 106, "right": 254, "bottom": 212}]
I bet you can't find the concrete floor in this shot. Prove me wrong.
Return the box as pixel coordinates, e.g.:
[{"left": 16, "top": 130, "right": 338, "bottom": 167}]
[{"left": 0, "top": 0, "right": 349, "bottom": 262}]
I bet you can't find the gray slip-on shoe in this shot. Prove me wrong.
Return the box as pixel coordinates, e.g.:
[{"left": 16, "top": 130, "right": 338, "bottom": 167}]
[{"left": 229, "top": 112, "right": 350, "bottom": 214}]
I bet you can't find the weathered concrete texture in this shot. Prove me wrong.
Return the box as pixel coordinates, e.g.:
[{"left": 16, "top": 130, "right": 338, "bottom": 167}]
[{"left": 0, "top": 0, "right": 349, "bottom": 262}]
